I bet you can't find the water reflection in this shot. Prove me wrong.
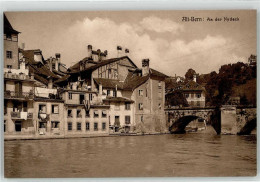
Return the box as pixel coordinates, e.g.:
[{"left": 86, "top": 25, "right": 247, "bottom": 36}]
[{"left": 5, "top": 134, "right": 256, "bottom": 177}]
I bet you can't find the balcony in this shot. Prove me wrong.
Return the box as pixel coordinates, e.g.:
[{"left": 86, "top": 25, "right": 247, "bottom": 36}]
[
  {"left": 4, "top": 91, "right": 34, "bottom": 100},
  {"left": 4, "top": 72, "right": 34, "bottom": 81},
  {"left": 11, "top": 112, "right": 33, "bottom": 120}
]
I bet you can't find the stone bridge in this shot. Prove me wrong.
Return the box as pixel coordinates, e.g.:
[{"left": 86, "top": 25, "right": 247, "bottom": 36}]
[
  {"left": 221, "top": 105, "right": 256, "bottom": 135},
  {"left": 165, "top": 106, "right": 256, "bottom": 135},
  {"left": 165, "top": 107, "right": 216, "bottom": 134}
]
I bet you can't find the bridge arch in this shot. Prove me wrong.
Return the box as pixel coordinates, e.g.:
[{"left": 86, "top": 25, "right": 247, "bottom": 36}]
[
  {"left": 237, "top": 118, "right": 256, "bottom": 135},
  {"left": 169, "top": 115, "right": 206, "bottom": 134}
]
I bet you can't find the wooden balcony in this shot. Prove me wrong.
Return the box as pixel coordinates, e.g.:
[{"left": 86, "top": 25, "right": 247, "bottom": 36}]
[
  {"left": 4, "top": 91, "right": 34, "bottom": 100},
  {"left": 4, "top": 72, "right": 34, "bottom": 82},
  {"left": 11, "top": 112, "right": 33, "bottom": 120}
]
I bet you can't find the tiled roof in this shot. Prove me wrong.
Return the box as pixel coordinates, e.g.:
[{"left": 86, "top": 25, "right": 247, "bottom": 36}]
[
  {"left": 4, "top": 14, "right": 20, "bottom": 34},
  {"left": 182, "top": 80, "right": 205, "bottom": 91},
  {"left": 21, "top": 49, "right": 59, "bottom": 79},
  {"left": 123, "top": 72, "right": 150, "bottom": 91},
  {"left": 150, "top": 68, "right": 168, "bottom": 78},
  {"left": 54, "top": 75, "right": 70, "bottom": 84},
  {"left": 103, "top": 97, "right": 134, "bottom": 103},
  {"left": 68, "top": 56, "right": 137, "bottom": 74}
]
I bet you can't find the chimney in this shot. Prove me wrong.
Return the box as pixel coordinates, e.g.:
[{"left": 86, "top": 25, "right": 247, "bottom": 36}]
[
  {"left": 55, "top": 53, "right": 60, "bottom": 71},
  {"left": 193, "top": 74, "right": 197, "bottom": 82},
  {"left": 117, "top": 46, "right": 122, "bottom": 57},
  {"left": 97, "top": 49, "right": 101, "bottom": 61},
  {"left": 125, "top": 48, "right": 129, "bottom": 56},
  {"left": 48, "top": 57, "right": 53, "bottom": 72},
  {"left": 142, "top": 58, "right": 150, "bottom": 76},
  {"left": 87, "top": 45, "right": 93, "bottom": 58}
]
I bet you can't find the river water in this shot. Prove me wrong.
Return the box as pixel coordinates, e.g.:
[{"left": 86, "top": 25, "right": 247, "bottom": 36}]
[{"left": 4, "top": 134, "right": 256, "bottom": 178}]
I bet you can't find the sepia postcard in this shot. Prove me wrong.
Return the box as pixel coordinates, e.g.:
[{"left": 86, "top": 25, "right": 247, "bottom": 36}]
[{"left": 3, "top": 10, "right": 257, "bottom": 178}]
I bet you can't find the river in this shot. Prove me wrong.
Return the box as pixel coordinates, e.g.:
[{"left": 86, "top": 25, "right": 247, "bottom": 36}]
[{"left": 4, "top": 133, "right": 256, "bottom": 178}]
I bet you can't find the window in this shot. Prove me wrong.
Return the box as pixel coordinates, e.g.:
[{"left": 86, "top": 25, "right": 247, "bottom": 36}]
[
  {"left": 68, "top": 109, "right": 73, "bottom": 118},
  {"left": 102, "top": 110, "right": 107, "bottom": 118},
  {"left": 52, "top": 105, "right": 59, "bottom": 114},
  {"left": 68, "top": 122, "right": 72, "bottom": 131},
  {"left": 39, "top": 122, "right": 46, "bottom": 128},
  {"left": 94, "top": 122, "right": 98, "bottom": 131},
  {"left": 7, "top": 65, "right": 12, "bottom": 69},
  {"left": 158, "top": 103, "right": 161, "bottom": 109},
  {"left": 39, "top": 105, "right": 47, "bottom": 113},
  {"left": 6, "top": 51, "right": 12, "bottom": 59},
  {"left": 113, "top": 90, "right": 116, "bottom": 97},
  {"left": 77, "top": 122, "right": 82, "bottom": 131},
  {"left": 191, "top": 93, "right": 194, "bottom": 98},
  {"left": 85, "top": 110, "right": 90, "bottom": 117},
  {"left": 77, "top": 109, "right": 82, "bottom": 118},
  {"left": 196, "top": 101, "right": 200, "bottom": 107},
  {"left": 94, "top": 110, "right": 99, "bottom": 118},
  {"left": 138, "top": 103, "right": 143, "bottom": 110},
  {"left": 197, "top": 94, "right": 201, "bottom": 98},
  {"left": 102, "top": 122, "right": 106, "bottom": 130},
  {"left": 185, "top": 94, "right": 189, "bottom": 98},
  {"left": 107, "top": 90, "right": 110, "bottom": 96},
  {"left": 138, "top": 90, "right": 143, "bottom": 96},
  {"left": 51, "top": 121, "right": 60, "bottom": 128},
  {"left": 125, "top": 116, "right": 130, "bottom": 124},
  {"left": 15, "top": 121, "right": 22, "bottom": 132},
  {"left": 86, "top": 122, "right": 90, "bottom": 131},
  {"left": 68, "top": 93, "right": 72, "bottom": 100},
  {"left": 141, "top": 115, "right": 143, "bottom": 122},
  {"left": 115, "top": 103, "right": 120, "bottom": 111},
  {"left": 125, "top": 103, "right": 131, "bottom": 110},
  {"left": 52, "top": 64, "right": 55, "bottom": 70}
]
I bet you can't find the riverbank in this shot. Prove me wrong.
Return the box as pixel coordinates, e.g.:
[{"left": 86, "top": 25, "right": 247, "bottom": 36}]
[{"left": 4, "top": 132, "right": 171, "bottom": 141}]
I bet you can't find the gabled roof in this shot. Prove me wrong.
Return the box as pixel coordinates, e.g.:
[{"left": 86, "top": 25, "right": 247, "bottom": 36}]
[
  {"left": 123, "top": 72, "right": 150, "bottom": 91},
  {"left": 150, "top": 68, "right": 168, "bottom": 78},
  {"left": 20, "top": 49, "right": 60, "bottom": 86},
  {"left": 68, "top": 56, "right": 137, "bottom": 74},
  {"left": 54, "top": 75, "right": 70, "bottom": 84},
  {"left": 4, "top": 14, "right": 20, "bottom": 34},
  {"left": 182, "top": 80, "right": 205, "bottom": 91}
]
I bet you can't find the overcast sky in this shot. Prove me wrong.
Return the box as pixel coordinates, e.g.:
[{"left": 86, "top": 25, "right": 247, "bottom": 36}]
[{"left": 5, "top": 10, "right": 256, "bottom": 77}]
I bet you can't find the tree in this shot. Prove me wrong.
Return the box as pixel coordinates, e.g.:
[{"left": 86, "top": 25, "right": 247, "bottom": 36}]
[
  {"left": 185, "top": 68, "right": 196, "bottom": 80},
  {"left": 165, "top": 90, "right": 189, "bottom": 107}
]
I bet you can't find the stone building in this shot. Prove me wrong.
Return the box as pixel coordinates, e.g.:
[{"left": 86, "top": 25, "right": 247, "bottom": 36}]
[
  {"left": 4, "top": 14, "right": 168, "bottom": 139},
  {"left": 182, "top": 75, "right": 206, "bottom": 107},
  {"left": 4, "top": 15, "right": 35, "bottom": 136}
]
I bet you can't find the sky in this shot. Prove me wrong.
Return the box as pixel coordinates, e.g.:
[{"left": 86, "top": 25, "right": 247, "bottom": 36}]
[{"left": 5, "top": 10, "right": 256, "bottom": 77}]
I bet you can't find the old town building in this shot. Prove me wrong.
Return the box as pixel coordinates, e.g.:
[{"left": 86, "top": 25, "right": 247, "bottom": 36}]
[{"left": 4, "top": 14, "right": 168, "bottom": 139}]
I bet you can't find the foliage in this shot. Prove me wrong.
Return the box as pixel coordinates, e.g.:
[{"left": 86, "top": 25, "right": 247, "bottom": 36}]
[
  {"left": 165, "top": 90, "right": 189, "bottom": 107},
  {"left": 185, "top": 68, "right": 196, "bottom": 80}
]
